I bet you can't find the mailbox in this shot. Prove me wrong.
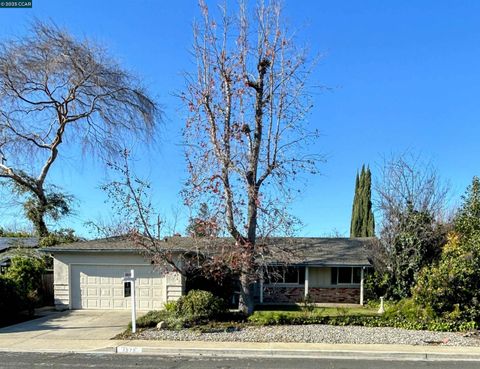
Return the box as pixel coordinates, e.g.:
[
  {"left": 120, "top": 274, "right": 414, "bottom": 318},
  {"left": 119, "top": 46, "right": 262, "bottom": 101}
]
[
  {"left": 123, "top": 268, "right": 137, "bottom": 333},
  {"left": 124, "top": 281, "right": 132, "bottom": 298}
]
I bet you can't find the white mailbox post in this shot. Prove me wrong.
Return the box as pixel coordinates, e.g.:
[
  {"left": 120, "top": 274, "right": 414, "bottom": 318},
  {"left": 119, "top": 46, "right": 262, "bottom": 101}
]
[{"left": 123, "top": 269, "right": 136, "bottom": 333}]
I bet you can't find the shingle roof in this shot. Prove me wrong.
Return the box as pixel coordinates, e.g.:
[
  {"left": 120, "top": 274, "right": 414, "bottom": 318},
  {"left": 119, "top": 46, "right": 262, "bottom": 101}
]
[
  {"left": 43, "top": 236, "right": 373, "bottom": 266},
  {"left": 0, "top": 237, "right": 39, "bottom": 253},
  {"left": 43, "top": 236, "right": 138, "bottom": 252},
  {"left": 265, "top": 237, "right": 373, "bottom": 266}
]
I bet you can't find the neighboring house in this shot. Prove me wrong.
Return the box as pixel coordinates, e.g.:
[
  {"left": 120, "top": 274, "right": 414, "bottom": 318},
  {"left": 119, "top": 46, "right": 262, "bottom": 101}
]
[
  {"left": 43, "top": 236, "right": 372, "bottom": 311},
  {"left": 0, "top": 237, "right": 39, "bottom": 274}
]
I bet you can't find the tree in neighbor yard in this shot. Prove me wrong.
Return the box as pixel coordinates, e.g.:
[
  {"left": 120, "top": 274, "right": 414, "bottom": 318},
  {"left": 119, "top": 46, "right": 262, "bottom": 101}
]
[
  {"left": 373, "top": 153, "right": 449, "bottom": 299},
  {"left": 186, "top": 202, "right": 219, "bottom": 238},
  {"left": 414, "top": 177, "right": 480, "bottom": 322},
  {"left": 350, "top": 165, "right": 375, "bottom": 237},
  {"left": 180, "top": 0, "right": 321, "bottom": 314},
  {"left": 0, "top": 22, "right": 159, "bottom": 236}
]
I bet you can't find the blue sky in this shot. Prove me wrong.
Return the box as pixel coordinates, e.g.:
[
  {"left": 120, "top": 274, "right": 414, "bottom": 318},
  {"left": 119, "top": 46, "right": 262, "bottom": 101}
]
[{"left": 1, "top": 1, "right": 479, "bottom": 238}]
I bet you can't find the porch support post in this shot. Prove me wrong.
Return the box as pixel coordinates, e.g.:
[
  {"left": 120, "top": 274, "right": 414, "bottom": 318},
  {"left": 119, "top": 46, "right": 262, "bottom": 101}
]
[
  {"left": 360, "top": 267, "right": 365, "bottom": 305},
  {"left": 259, "top": 276, "right": 264, "bottom": 304},
  {"left": 304, "top": 266, "right": 309, "bottom": 297}
]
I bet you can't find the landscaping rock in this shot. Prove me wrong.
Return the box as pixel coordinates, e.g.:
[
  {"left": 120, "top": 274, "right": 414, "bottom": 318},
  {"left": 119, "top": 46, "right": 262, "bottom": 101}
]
[{"left": 136, "top": 324, "right": 480, "bottom": 347}]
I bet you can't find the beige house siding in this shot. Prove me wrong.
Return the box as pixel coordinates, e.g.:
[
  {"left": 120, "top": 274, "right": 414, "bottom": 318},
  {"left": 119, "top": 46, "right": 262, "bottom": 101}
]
[
  {"left": 53, "top": 257, "right": 70, "bottom": 309},
  {"left": 309, "top": 267, "right": 332, "bottom": 287}
]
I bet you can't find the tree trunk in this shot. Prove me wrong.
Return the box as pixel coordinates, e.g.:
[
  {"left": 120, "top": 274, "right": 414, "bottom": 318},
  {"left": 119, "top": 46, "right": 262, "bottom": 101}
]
[
  {"left": 32, "top": 191, "right": 49, "bottom": 237},
  {"left": 34, "top": 212, "right": 49, "bottom": 238},
  {"left": 238, "top": 272, "right": 254, "bottom": 315}
]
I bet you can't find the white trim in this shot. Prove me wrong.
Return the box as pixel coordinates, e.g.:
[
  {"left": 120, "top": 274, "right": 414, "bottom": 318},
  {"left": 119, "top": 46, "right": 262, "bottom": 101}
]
[
  {"left": 360, "top": 267, "right": 365, "bottom": 305},
  {"left": 304, "top": 266, "right": 309, "bottom": 297},
  {"left": 263, "top": 282, "right": 304, "bottom": 287},
  {"left": 68, "top": 263, "right": 72, "bottom": 309},
  {"left": 259, "top": 277, "right": 264, "bottom": 303},
  {"left": 69, "top": 262, "right": 150, "bottom": 266}
]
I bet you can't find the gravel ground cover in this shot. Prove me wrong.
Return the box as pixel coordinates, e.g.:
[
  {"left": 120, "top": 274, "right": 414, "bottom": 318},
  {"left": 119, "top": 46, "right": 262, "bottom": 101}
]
[{"left": 134, "top": 324, "right": 480, "bottom": 346}]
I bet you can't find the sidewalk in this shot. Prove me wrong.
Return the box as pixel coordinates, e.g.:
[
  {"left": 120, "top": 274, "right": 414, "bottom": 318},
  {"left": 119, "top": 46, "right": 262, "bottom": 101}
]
[{"left": 1, "top": 335, "right": 480, "bottom": 361}]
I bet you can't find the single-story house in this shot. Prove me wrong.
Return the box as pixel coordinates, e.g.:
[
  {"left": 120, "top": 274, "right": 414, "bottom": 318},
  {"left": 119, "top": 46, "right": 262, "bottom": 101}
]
[
  {"left": 0, "top": 237, "right": 39, "bottom": 273},
  {"left": 43, "top": 236, "right": 372, "bottom": 311},
  {"left": 253, "top": 237, "right": 373, "bottom": 305}
]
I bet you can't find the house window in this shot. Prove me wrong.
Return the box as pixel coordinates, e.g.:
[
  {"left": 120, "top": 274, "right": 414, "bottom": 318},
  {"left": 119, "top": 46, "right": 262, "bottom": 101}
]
[
  {"left": 266, "top": 266, "right": 305, "bottom": 285},
  {"left": 353, "top": 267, "right": 362, "bottom": 284},
  {"left": 330, "top": 267, "right": 362, "bottom": 285}
]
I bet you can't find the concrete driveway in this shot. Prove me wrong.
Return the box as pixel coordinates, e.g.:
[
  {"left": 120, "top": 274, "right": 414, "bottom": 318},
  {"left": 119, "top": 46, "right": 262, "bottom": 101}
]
[{"left": 0, "top": 310, "right": 131, "bottom": 340}]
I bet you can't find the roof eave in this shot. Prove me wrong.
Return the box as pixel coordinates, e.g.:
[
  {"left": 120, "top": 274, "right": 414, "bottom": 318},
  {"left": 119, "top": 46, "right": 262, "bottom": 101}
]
[
  {"left": 39, "top": 248, "right": 187, "bottom": 254},
  {"left": 267, "top": 261, "right": 372, "bottom": 267}
]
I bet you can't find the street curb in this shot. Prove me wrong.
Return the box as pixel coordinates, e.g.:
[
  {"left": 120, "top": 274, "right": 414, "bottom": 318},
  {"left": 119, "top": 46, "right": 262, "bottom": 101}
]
[
  {"left": 1, "top": 345, "right": 480, "bottom": 361},
  {"left": 2, "top": 342, "right": 480, "bottom": 361},
  {"left": 113, "top": 345, "right": 480, "bottom": 361}
]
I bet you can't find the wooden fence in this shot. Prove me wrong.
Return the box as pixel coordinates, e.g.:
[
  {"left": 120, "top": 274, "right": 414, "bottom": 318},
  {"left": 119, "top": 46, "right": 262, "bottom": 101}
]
[{"left": 40, "top": 270, "right": 54, "bottom": 305}]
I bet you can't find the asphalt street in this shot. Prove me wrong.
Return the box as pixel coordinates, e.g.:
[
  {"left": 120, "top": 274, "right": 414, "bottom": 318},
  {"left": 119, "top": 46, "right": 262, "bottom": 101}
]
[{"left": 0, "top": 352, "right": 478, "bottom": 369}]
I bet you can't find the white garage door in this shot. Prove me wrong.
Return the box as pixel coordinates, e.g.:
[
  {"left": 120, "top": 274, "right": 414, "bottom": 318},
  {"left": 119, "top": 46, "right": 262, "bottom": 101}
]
[{"left": 71, "top": 264, "right": 165, "bottom": 310}]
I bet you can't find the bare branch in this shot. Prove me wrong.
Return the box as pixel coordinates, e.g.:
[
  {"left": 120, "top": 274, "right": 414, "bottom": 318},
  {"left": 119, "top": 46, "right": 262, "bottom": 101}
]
[{"left": 0, "top": 21, "right": 160, "bottom": 235}]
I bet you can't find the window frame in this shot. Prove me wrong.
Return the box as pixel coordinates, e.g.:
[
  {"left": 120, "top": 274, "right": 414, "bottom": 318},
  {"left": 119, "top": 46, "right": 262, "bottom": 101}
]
[
  {"left": 330, "top": 267, "right": 362, "bottom": 286},
  {"left": 265, "top": 266, "right": 305, "bottom": 286}
]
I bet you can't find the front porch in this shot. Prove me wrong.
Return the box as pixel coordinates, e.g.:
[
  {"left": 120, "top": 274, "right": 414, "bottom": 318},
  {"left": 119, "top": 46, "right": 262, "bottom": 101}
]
[{"left": 254, "top": 266, "right": 366, "bottom": 305}]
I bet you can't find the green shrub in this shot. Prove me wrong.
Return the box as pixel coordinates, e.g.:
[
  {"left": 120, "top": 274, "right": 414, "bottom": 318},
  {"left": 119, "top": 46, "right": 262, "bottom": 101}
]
[
  {"left": 383, "top": 298, "right": 434, "bottom": 321},
  {"left": 131, "top": 310, "right": 169, "bottom": 329},
  {"left": 0, "top": 228, "right": 31, "bottom": 237},
  {"left": 248, "top": 311, "right": 289, "bottom": 325},
  {"left": 300, "top": 294, "right": 316, "bottom": 312},
  {"left": 39, "top": 229, "right": 78, "bottom": 247},
  {"left": 131, "top": 291, "right": 227, "bottom": 331},
  {"left": 4, "top": 255, "right": 46, "bottom": 314},
  {"left": 5, "top": 255, "right": 45, "bottom": 293},
  {"left": 175, "top": 290, "right": 226, "bottom": 322},
  {"left": 247, "top": 301, "right": 477, "bottom": 332},
  {"left": 163, "top": 301, "right": 177, "bottom": 313},
  {"left": 412, "top": 178, "right": 480, "bottom": 323},
  {"left": 0, "top": 276, "right": 25, "bottom": 319},
  {"left": 130, "top": 310, "right": 188, "bottom": 330},
  {"left": 364, "top": 271, "right": 390, "bottom": 302}
]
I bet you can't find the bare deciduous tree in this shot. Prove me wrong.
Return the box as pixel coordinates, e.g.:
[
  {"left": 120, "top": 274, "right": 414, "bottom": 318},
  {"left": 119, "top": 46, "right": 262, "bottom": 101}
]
[
  {"left": 373, "top": 152, "right": 450, "bottom": 298},
  {"left": 375, "top": 152, "right": 450, "bottom": 247},
  {"left": 180, "top": 0, "right": 321, "bottom": 313},
  {"left": 101, "top": 150, "right": 186, "bottom": 275},
  {"left": 0, "top": 22, "right": 159, "bottom": 236}
]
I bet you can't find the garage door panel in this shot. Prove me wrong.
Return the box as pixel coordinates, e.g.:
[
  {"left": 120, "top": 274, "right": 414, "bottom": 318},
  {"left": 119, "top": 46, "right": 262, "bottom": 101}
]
[
  {"left": 86, "top": 287, "right": 98, "bottom": 297},
  {"left": 138, "top": 300, "right": 150, "bottom": 310},
  {"left": 85, "top": 299, "right": 99, "bottom": 309},
  {"left": 71, "top": 264, "right": 165, "bottom": 310},
  {"left": 100, "top": 276, "right": 111, "bottom": 284},
  {"left": 100, "top": 288, "right": 111, "bottom": 297},
  {"left": 138, "top": 288, "right": 151, "bottom": 298},
  {"left": 87, "top": 276, "right": 97, "bottom": 284},
  {"left": 153, "top": 289, "right": 163, "bottom": 298}
]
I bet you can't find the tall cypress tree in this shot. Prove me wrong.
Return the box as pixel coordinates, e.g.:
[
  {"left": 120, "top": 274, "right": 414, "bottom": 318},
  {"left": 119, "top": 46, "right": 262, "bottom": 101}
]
[
  {"left": 350, "top": 171, "right": 360, "bottom": 237},
  {"left": 363, "top": 167, "right": 375, "bottom": 236},
  {"left": 350, "top": 165, "right": 375, "bottom": 237}
]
